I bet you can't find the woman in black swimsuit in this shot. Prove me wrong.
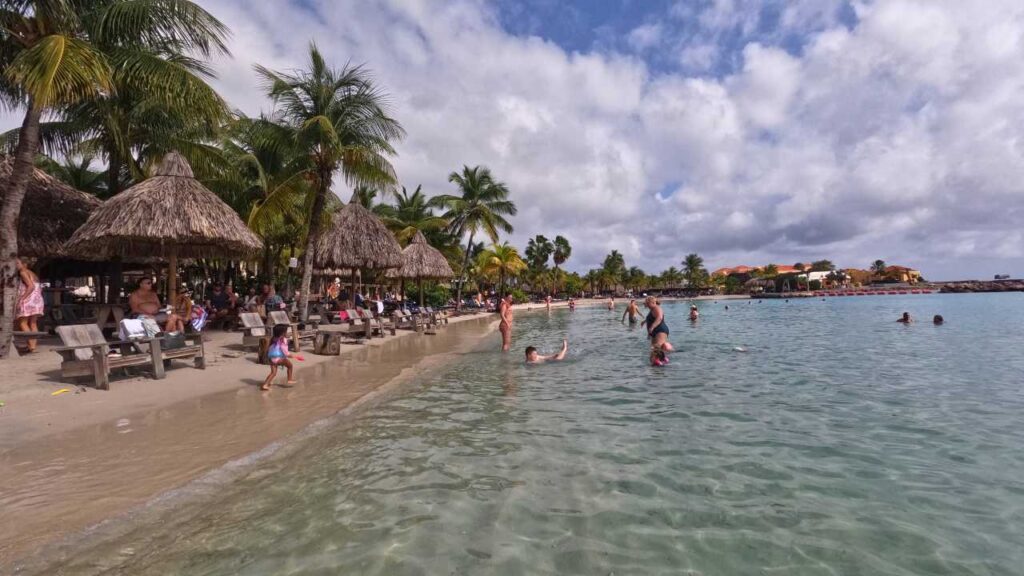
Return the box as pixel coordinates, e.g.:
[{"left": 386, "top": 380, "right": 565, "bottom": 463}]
[{"left": 644, "top": 296, "right": 674, "bottom": 352}]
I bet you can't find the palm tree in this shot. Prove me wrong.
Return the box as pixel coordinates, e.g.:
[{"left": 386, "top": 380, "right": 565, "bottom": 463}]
[
  {"left": 625, "top": 266, "right": 646, "bottom": 293},
  {"left": 2, "top": 1, "right": 230, "bottom": 195},
  {"left": 476, "top": 242, "right": 526, "bottom": 296},
  {"left": 660, "top": 266, "right": 683, "bottom": 288},
  {"left": 811, "top": 259, "right": 835, "bottom": 272},
  {"left": 435, "top": 165, "right": 517, "bottom": 309},
  {"left": 872, "top": 260, "right": 887, "bottom": 275},
  {"left": 36, "top": 154, "right": 108, "bottom": 197},
  {"left": 601, "top": 250, "right": 626, "bottom": 292},
  {"left": 584, "top": 269, "right": 600, "bottom": 295},
  {"left": 551, "top": 235, "right": 571, "bottom": 295},
  {"left": 376, "top": 185, "right": 449, "bottom": 246},
  {"left": 525, "top": 235, "right": 553, "bottom": 272},
  {"left": 0, "top": 0, "right": 226, "bottom": 357},
  {"left": 256, "top": 44, "right": 405, "bottom": 320},
  {"left": 683, "top": 253, "right": 705, "bottom": 290},
  {"left": 1, "top": 1, "right": 110, "bottom": 357},
  {"left": 215, "top": 115, "right": 314, "bottom": 283}
]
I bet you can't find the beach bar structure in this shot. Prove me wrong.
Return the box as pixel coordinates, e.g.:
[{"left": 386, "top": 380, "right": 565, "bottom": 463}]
[{"left": 65, "top": 152, "right": 263, "bottom": 305}]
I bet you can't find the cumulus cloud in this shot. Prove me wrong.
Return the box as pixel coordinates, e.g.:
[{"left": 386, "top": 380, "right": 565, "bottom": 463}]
[{"left": 3, "top": 0, "right": 1022, "bottom": 279}]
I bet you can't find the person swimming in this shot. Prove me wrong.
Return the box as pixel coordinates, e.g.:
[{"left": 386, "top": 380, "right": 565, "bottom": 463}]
[
  {"left": 897, "top": 312, "right": 912, "bottom": 324},
  {"left": 525, "top": 339, "right": 568, "bottom": 363},
  {"left": 622, "top": 299, "right": 641, "bottom": 324},
  {"left": 689, "top": 305, "right": 699, "bottom": 321},
  {"left": 933, "top": 314, "right": 944, "bottom": 325}
]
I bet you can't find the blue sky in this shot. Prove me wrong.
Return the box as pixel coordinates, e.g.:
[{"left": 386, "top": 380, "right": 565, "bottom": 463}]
[{"left": 494, "top": 0, "right": 858, "bottom": 76}]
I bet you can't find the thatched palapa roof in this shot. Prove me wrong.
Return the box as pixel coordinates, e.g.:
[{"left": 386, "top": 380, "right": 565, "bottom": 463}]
[
  {"left": 1, "top": 155, "right": 101, "bottom": 259},
  {"left": 312, "top": 202, "right": 403, "bottom": 270},
  {"left": 387, "top": 231, "right": 454, "bottom": 280},
  {"left": 66, "top": 152, "right": 262, "bottom": 259}
]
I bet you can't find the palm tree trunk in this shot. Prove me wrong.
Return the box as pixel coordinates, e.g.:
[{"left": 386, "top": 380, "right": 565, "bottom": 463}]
[
  {"left": 107, "top": 153, "right": 121, "bottom": 197},
  {"left": 298, "top": 168, "right": 331, "bottom": 321},
  {"left": 0, "top": 103, "right": 42, "bottom": 359},
  {"left": 262, "top": 241, "right": 274, "bottom": 284},
  {"left": 454, "top": 230, "right": 475, "bottom": 310}
]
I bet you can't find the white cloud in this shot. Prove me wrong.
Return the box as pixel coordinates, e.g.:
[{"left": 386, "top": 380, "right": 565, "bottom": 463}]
[{"left": 627, "top": 23, "right": 663, "bottom": 52}]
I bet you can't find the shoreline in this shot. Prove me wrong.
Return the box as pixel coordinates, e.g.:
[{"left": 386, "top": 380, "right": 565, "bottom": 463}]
[{"left": 0, "top": 312, "right": 498, "bottom": 569}]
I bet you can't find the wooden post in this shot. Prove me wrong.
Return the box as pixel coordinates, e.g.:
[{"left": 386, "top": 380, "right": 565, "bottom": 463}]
[
  {"left": 93, "top": 343, "right": 110, "bottom": 390},
  {"left": 419, "top": 279, "right": 424, "bottom": 307},
  {"left": 150, "top": 338, "right": 166, "bottom": 379},
  {"left": 167, "top": 249, "right": 178, "bottom": 309}
]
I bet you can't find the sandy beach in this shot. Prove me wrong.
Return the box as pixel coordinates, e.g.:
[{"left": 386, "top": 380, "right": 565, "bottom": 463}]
[{"left": 0, "top": 311, "right": 498, "bottom": 568}]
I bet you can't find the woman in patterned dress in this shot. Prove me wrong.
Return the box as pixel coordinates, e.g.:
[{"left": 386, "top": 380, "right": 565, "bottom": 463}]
[{"left": 15, "top": 258, "right": 44, "bottom": 353}]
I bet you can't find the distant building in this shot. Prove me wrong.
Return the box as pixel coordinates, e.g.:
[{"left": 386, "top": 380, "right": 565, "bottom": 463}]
[{"left": 883, "top": 266, "right": 922, "bottom": 284}]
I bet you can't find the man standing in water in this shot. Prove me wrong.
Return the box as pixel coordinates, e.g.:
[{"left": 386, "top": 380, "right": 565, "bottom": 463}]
[
  {"left": 607, "top": 296, "right": 615, "bottom": 311},
  {"left": 622, "top": 299, "right": 641, "bottom": 324},
  {"left": 498, "top": 293, "right": 514, "bottom": 351}
]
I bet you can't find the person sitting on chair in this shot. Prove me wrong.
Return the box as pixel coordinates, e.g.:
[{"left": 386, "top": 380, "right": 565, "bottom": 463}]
[
  {"left": 129, "top": 276, "right": 181, "bottom": 332},
  {"left": 206, "top": 283, "right": 236, "bottom": 328}
]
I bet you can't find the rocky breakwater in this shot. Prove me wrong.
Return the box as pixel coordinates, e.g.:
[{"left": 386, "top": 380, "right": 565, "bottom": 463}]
[{"left": 940, "top": 280, "right": 1024, "bottom": 293}]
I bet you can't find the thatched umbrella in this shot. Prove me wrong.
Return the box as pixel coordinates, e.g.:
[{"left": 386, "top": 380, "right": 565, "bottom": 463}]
[
  {"left": 312, "top": 202, "right": 403, "bottom": 300},
  {"left": 1, "top": 155, "right": 101, "bottom": 260},
  {"left": 387, "top": 231, "right": 454, "bottom": 306},
  {"left": 66, "top": 152, "right": 262, "bottom": 304}
]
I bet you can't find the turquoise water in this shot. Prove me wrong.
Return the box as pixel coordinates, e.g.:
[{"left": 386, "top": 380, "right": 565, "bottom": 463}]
[{"left": 38, "top": 295, "right": 1024, "bottom": 575}]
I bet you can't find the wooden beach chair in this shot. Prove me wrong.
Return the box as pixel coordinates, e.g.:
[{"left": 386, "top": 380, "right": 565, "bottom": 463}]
[
  {"left": 119, "top": 318, "right": 206, "bottom": 373},
  {"left": 342, "top": 309, "right": 374, "bottom": 339},
  {"left": 53, "top": 324, "right": 205, "bottom": 390},
  {"left": 358, "top": 308, "right": 395, "bottom": 337},
  {"left": 268, "top": 310, "right": 316, "bottom": 350},
  {"left": 239, "top": 312, "right": 267, "bottom": 349},
  {"left": 393, "top": 309, "right": 423, "bottom": 333}
]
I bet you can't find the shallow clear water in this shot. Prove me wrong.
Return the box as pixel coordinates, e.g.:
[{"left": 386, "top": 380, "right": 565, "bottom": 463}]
[{"left": 39, "top": 294, "right": 1024, "bottom": 575}]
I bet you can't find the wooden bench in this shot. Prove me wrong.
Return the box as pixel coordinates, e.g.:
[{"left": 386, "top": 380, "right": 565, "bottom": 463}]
[
  {"left": 239, "top": 312, "right": 268, "bottom": 349},
  {"left": 54, "top": 324, "right": 205, "bottom": 390}
]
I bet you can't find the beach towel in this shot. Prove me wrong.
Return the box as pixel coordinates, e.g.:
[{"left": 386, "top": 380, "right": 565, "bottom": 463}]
[{"left": 190, "top": 305, "right": 208, "bottom": 332}]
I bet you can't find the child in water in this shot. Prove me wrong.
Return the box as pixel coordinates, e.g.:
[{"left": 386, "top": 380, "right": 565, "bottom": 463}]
[
  {"left": 262, "top": 324, "right": 302, "bottom": 390},
  {"left": 650, "top": 346, "right": 669, "bottom": 366}
]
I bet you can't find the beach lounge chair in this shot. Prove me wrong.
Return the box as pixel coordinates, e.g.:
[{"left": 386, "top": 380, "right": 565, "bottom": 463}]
[
  {"left": 119, "top": 318, "right": 206, "bottom": 374},
  {"left": 349, "top": 308, "right": 377, "bottom": 338},
  {"left": 358, "top": 308, "right": 395, "bottom": 337},
  {"left": 53, "top": 323, "right": 205, "bottom": 390},
  {"left": 342, "top": 309, "right": 375, "bottom": 338},
  {"left": 393, "top": 309, "right": 422, "bottom": 333},
  {"left": 375, "top": 310, "right": 399, "bottom": 336},
  {"left": 424, "top": 307, "right": 448, "bottom": 327},
  {"left": 239, "top": 312, "right": 267, "bottom": 348},
  {"left": 268, "top": 310, "right": 316, "bottom": 349}
]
